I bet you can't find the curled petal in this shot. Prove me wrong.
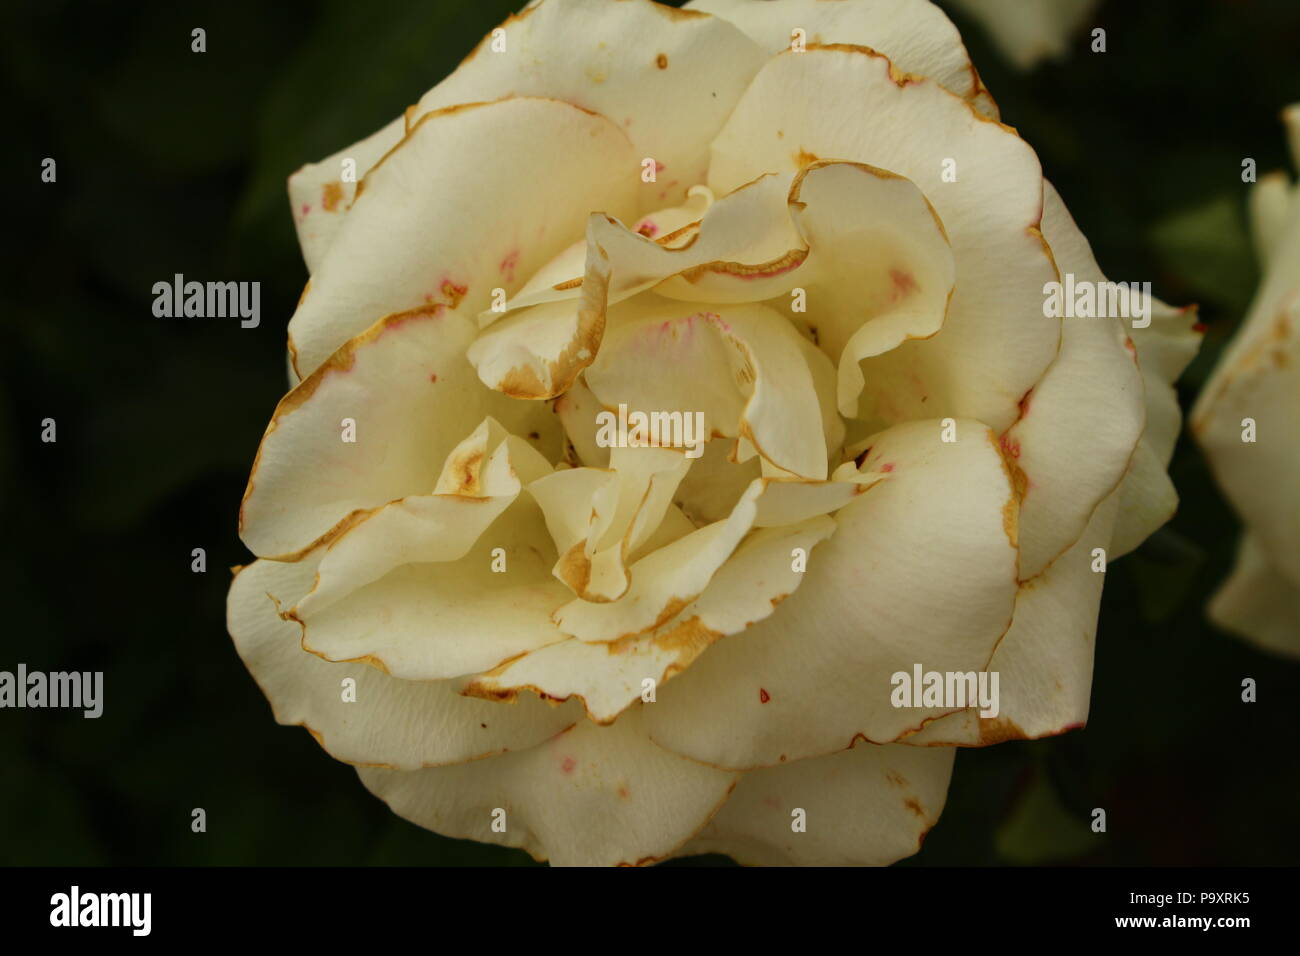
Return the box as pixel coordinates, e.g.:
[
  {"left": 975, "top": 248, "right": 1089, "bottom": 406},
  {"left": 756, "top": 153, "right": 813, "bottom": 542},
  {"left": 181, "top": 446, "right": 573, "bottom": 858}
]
[
  {"left": 1005, "top": 181, "right": 1145, "bottom": 579},
  {"left": 552, "top": 467, "right": 865, "bottom": 646},
  {"left": 706, "top": 44, "right": 1059, "bottom": 433},
  {"left": 467, "top": 516, "right": 834, "bottom": 723},
  {"left": 295, "top": 492, "right": 571, "bottom": 682},
  {"left": 239, "top": 308, "right": 559, "bottom": 560},
  {"left": 529, "top": 445, "right": 691, "bottom": 601},
  {"left": 584, "top": 299, "right": 832, "bottom": 478},
  {"left": 415, "top": 0, "right": 767, "bottom": 214},
  {"left": 645, "top": 419, "right": 1019, "bottom": 768},
  {"left": 228, "top": 554, "right": 579, "bottom": 770},
  {"left": 290, "top": 418, "right": 551, "bottom": 619},
  {"left": 782, "top": 162, "right": 955, "bottom": 419},
  {"left": 287, "top": 97, "right": 640, "bottom": 378}
]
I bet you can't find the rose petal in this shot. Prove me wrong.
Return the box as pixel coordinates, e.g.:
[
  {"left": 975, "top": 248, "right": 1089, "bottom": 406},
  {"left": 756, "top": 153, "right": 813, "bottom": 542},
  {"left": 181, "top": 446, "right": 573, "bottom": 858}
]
[
  {"left": 288, "top": 116, "right": 405, "bottom": 276},
  {"left": 287, "top": 97, "right": 640, "bottom": 378},
  {"left": 239, "top": 309, "right": 558, "bottom": 559},
  {"left": 466, "top": 516, "right": 835, "bottom": 722},
  {"left": 706, "top": 45, "right": 1059, "bottom": 433},
  {"left": 555, "top": 375, "right": 612, "bottom": 467},
  {"left": 905, "top": 490, "right": 1118, "bottom": 746},
  {"left": 584, "top": 298, "right": 831, "bottom": 478},
  {"left": 1209, "top": 533, "right": 1300, "bottom": 658},
  {"left": 357, "top": 705, "right": 737, "bottom": 866},
  {"left": 296, "top": 490, "right": 571, "bottom": 681},
  {"left": 228, "top": 554, "right": 580, "bottom": 770},
  {"left": 290, "top": 419, "right": 551, "bottom": 619},
  {"left": 414, "top": 0, "right": 767, "bottom": 215},
  {"left": 644, "top": 419, "right": 1019, "bottom": 768},
  {"left": 688, "top": 0, "right": 994, "bottom": 114},
  {"left": 1192, "top": 292, "right": 1300, "bottom": 586},
  {"left": 781, "top": 162, "right": 955, "bottom": 419},
  {"left": 677, "top": 740, "right": 955, "bottom": 866},
  {"left": 529, "top": 444, "right": 691, "bottom": 601},
  {"left": 1004, "top": 181, "right": 1145, "bottom": 579}
]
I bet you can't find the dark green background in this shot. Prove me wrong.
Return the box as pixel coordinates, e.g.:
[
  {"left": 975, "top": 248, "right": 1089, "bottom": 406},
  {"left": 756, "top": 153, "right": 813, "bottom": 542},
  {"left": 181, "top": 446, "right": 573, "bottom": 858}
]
[{"left": 3, "top": 0, "right": 1298, "bottom": 865}]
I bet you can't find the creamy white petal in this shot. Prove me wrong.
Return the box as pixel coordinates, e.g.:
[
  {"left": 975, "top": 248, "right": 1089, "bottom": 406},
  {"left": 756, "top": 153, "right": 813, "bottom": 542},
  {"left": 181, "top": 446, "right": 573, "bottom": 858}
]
[
  {"left": 1005, "top": 181, "right": 1145, "bottom": 579},
  {"left": 645, "top": 419, "right": 1019, "bottom": 768},
  {"left": 677, "top": 741, "right": 955, "bottom": 866},
  {"left": 467, "top": 517, "right": 834, "bottom": 723},
  {"left": 240, "top": 308, "right": 559, "bottom": 560},
  {"left": 688, "top": 0, "right": 994, "bottom": 113},
  {"left": 707, "top": 45, "right": 1059, "bottom": 433},
  {"left": 228, "top": 554, "right": 579, "bottom": 770},
  {"left": 357, "top": 706, "right": 737, "bottom": 866},
  {"left": 297, "top": 492, "right": 572, "bottom": 681},
  {"left": 287, "top": 97, "right": 640, "bottom": 378},
  {"left": 1209, "top": 533, "right": 1300, "bottom": 659},
  {"left": 415, "top": 0, "right": 767, "bottom": 215},
  {"left": 906, "top": 491, "right": 1118, "bottom": 745},
  {"left": 288, "top": 116, "right": 405, "bottom": 277}
]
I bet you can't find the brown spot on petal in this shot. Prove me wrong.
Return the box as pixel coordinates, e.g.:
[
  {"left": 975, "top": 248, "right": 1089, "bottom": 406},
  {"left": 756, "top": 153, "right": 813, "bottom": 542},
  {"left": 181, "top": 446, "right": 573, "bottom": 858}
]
[
  {"left": 441, "top": 279, "right": 468, "bottom": 308},
  {"left": 888, "top": 267, "right": 918, "bottom": 301},
  {"left": 656, "top": 53, "right": 668, "bottom": 69},
  {"left": 759, "top": 688, "right": 771, "bottom": 703},
  {"left": 1001, "top": 496, "right": 1020, "bottom": 550},
  {"left": 977, "top": 715, "right": 1027, "bottom": 746},
  {"left": 992, "top": 430, "right": 1026, "bottom": 549},
  {"left": 675, "top": 247, "right": 807, "bottom": 286},
  {"left": 321, "top": 181, "right": 344, "bottom": 212},
  {"left": 650, "top": 3, "right": 707, "bottom": 21},
  {"left": 555, "top": 540, "right": 595, "bottom": 598}
]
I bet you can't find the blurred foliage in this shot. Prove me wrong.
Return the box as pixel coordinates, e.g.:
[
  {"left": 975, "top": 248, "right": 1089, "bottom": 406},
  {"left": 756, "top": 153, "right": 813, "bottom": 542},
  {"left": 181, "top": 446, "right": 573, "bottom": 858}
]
[{"left": 2, "top": 0, "right": 1298, "bottom": 866}]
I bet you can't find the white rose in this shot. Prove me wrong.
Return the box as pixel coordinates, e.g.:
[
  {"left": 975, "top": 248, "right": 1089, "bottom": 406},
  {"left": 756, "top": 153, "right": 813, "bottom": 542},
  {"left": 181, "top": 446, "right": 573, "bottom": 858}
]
[
  {"left": 1192, "top": 104, "right": 1300, "bottom": 659},
  {"left": 228, "top": 0, "right": 1198, "bottom": 866}
]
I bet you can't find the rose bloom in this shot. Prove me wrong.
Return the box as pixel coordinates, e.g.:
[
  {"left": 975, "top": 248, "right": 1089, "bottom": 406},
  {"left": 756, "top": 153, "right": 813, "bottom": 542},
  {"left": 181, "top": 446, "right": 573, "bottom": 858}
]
[
  {"left": 1193, "top": 104, "right": 1300, "bottom": 659},
  {"left": 228, "top": 0, "right": 1198, "bottom": 866}
]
